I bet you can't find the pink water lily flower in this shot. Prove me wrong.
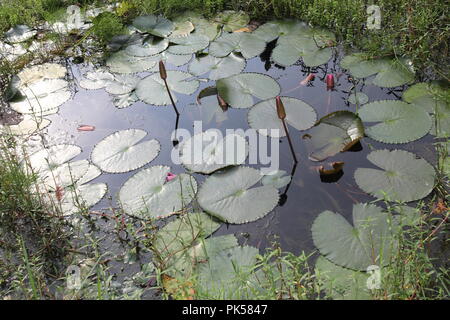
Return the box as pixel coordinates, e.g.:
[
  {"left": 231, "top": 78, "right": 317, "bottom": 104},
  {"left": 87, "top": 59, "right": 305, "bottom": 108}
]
[
  {"left": 326, "top": 74, "right": 335, "bottom": 90},
  {"left": 166, "top": 172, "right": 177, "bottom": 182}
]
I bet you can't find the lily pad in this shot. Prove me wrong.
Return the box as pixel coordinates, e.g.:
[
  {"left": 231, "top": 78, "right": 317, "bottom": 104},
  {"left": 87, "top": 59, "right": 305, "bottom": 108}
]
[
  {"left": 358, "top": 100, "right": 431, "bottom": 144},
  {"left": 17, "top": 63, "right": 67, "bottom": 85},
  {"left": 261, "top": 170, "right": 291, "bottom": 189},
  {"left": 214, "top": 11, "right": 250, "bottom": 32},
  {"left": 79, "top": 70, "right": 115, "bottom": 90},
  {"left": 179, "top": 130, "right": 249, "bottom": 174},
  {"left": 315, "top": 256, "right": 371, "bottom": 300},
  {"left": 354, "top": 149, "right": 435, "bottom": 202},
  {"left": 188, "top": 53, "right": 245, "bottom": 80},
  {"left": 167, "top": 34, "right": 209, "bottom": 55},
  {"left": 104, "top": 74, "right": 140, "bottom": 95},
  {"left": 132, "top": 15, "right": 174, "bottom": 38},
  {"left": 248, "top": 96, "right": 316, "bottom": 137},
  {"left": 169, "top": 20, "right": 195, "bottom": 38},
  {"left": 3, "top": 115, "right": 51, "bottom": 135},
  {"left": 307, "top": 111, "right": 364, "bottom": 162},
  {"left": 403, "top": 82, "right": 449, "bottom": 138},
  {"left": 57, "top": 182, "right": 107, "bottom": 215},
  {"left": 118, "top": 165, "right": 197, "bottom": 219},
  {"left": 106, "top": 50, "right": 158, "bottom": 74},
  {"left": 348, "top": 92, "right": 369, "bottom": 105},
  {"left": 341, "top": 54, "right": 414, "bottom": 87},
  {"left": 112, "top": 92, "right": 139, "bottom": 109},
  {"left": 209, "top": 32, "right": 266, "bottom": 59},
  {"left": 10, "top": 79, "right": 71, "bottom": 116},
  {"left": 91, "top": 129, "right": 160, "bottom": 173},
  {"left": 196, "top": 245, "right": 259, "bottom": 299},
  {"left": 5, "top": 25, "right": 37, "bottom": 43},
  {"left": 197, "top": 166, "right": 279, "bottom": 224},
  {"left": 135, "top": 71, "right": 199, "bottom": 106},
  {"left": 125, "top": 36, "right": 169, "bottom": 56},
  {"left": 312, "top": 203, "right": 397, "bottom": 271},
  {"left": 217, "top": 73, "right": 281, "bottom": 109}
]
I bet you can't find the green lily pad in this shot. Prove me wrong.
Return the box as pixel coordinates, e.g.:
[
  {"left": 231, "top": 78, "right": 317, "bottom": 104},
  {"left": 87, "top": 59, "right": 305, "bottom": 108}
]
[
  {"left": 261, "top": 170, "right": 291, "bottom": 189},
  {"left": 3, "top": 115, "right": 51, "bottom": 135},
  {"left": 167, "top": 34, "right": 209, "bottom": 55},
  {"left": 403, "top": 82, "right": 450, "bottom": 138},
  {"left": 132, "top": 15, "right": 174, "bottom": 38},
  {"left": 354, "top": 149, "right": 435, "bottom": 202},
  {"left": 358, "top": 100, "right": 431, "bottom": 144},
  {"left": 169, "top": 20, "right": 195, "bottom": 38},
  {"left": 10, "top": 79, "right": 71, "bottom": 116},
  {"left": 91, "top": 129, "right": 160, "bottom": 173},
  {"left": 112, "top": 92, "right": 138, "bottom": 109},
  {"left": 104, "top": 74, "right": 140, "bottom": 95},
  {"left": 57, "top": 182, "right": 107, "bottom": 216},
  {"left": 209, "top": 32, "right": 266, "bottom": 59},
  {"left": 188, "top": 53, "right": 245, "bottom": 80},
  {"left": 248, "top": 96, "right": 317, "bottom": 137},
  {"left": 214, "top": 10, "right": 250, "bottom": 32},
  {"left": 179, "top": 130, "right": 249, "bottom": 174},
  {"left": 312, "top": 203, "right": 397, "bottom": 271},
  {"left": 5, "top": 25, "right": 36, "bottom": 43},
  {"left": 197, "top": 166, "right": 279, "bottom": 224},
  {"left": 217, "top": 73, "right": 280, "bottom": 109},
  {"left": 118, "top": 165, "right": 197, "bottom": 219},
  {"left": 106, "top": 50, "right": 158, "bottom": 74},
  {"left": 125, "top": 36, "right": 169, "bottom": 57},
  {"left": 315, "top": 256, "right": 371, "bottom": 300},
  {"left": 307, "top": 111, "right": 364, "bottom": 162},
  {"left": 135, "top": 71, "right": 199, "bottom": 106},
  {"left": 348, "top": 92, "right": 369, "bottom": 105},
  {"left": 196, "top": 245, "right": 258, "bottom": 299},
  {"left": 79, "top": 70, "right": 115, "bottom": 90}
]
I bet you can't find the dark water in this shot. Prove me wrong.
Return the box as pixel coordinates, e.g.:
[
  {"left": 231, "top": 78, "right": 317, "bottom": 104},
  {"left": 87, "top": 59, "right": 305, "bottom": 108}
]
[{"left": 46, "top": 47, "right": 437, "bottom": 262}]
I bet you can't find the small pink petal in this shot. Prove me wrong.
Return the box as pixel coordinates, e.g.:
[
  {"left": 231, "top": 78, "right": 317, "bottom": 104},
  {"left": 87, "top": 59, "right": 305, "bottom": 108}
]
[
  {"left": 166, "top": 172, "right": 177, "bottom": 182},
  {"left": 300, "top": 73, "right": 315, "bottom": 86},
  {"left": 77, "top": 125, "right": 95, "bottom": 132}
]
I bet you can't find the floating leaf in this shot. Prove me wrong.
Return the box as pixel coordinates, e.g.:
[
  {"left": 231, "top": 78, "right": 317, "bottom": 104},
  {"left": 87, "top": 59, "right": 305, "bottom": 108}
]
[
  {"left": 104, "top": 74, "right": 140, "bottom": 95},
  {"left": 301, "top": 47, "right": 333, "bottom": 67},
  {"left": 261, "top": 170, "right": 291, "bottom": 189},
  {"left": 312, "top": 203, "right": 397, "bottom": 271},
  {"left": 153, "top": 212, "right": 225, "bottom": 277},
  {"left": 106, "top": 50, "right": 157, "bottom": 74},
  {"left": 91, "top": 129, "right": 160, "bottom": 173},
  {"left": 214, "top": 10, "right": 250, "bottom": 32},
  {"left": 17, "top": 63, "right": 66, "bottom": 86},
  {"left": 79, "top": 70, "right": 115, "bottom": 90},
  {"left": 196, "top": 246, "right": 258, "bottom": 299},
  {"left": 112, "top": 92, "right": 138, "bottom": 109},
  {"left": 125, "top": 36, "right": 169, "bottom": 56},
  {"left": 136, "top": 71, "right": 199, "bottom": 106},
  {"left": 403, "top": 82, "right": 449, "bottom": 138},
  {"left": 354, "top": 149, "right": 435, "bottom": 202},
  {"left": 132, "top": 15, "right": 174, "bottom": 38},
  {"left": 358, "top": 100, "right": 431, "bottom": 144},
  {"left": 197, "top": 166, "right": 279, "bottom": 224},
  {"left": 372, "top": 58, "right": 415, "bottom": 88},
  {"left": 209, "top": 32, "right": 266, "bottom": 59},
  {"left": 10, "top": 79, "right": 71, "bottom": 115},
  {"left": 217, "top": 73, "right": 280, "bottom": 109},
  {"left": 188, "top": 53, "right": 245, "bottom": 80},
  {"left": 248, "top": 96, "right": 316, "bottom": 137},
  {"left": 348, "top": 92, "right": 369, "bottom": 105},
  {"left": 315, "top": 256, "right": 371, "bottom": 300},
  {"left": 307, "top": 111, "right": 364, "bottom": 161},
  {"left": 179, "top": 130, "right": 249, "bottom": 174},
  {"left": 169, "top": 20, "right": 195, "bottom": 38},
  {"left": 5, "top": 25, "right": 37, "bottom": 43},
  {"left": 119, "top": 165, "right": 197, "bottom": 219},
  {"left": 57, "top": 183, "right": 107, "bottom": 215},
  {"left": 3, "top": 115, "right": 50, "bottom": 135},
  {"left": 341, "top": 54, "right": 414, "bottom": 87},
  {"left": 167, "top": 34, "right": 209, "bottom": 55},
  {"left": 172, "top": 12, "right": 220, "bottom": 40}
]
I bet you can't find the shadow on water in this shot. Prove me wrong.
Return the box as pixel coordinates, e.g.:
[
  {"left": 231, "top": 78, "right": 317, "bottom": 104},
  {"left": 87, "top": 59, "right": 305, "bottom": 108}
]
[{"left": 46, "top": 45, "right": 437, "bottom": 259}]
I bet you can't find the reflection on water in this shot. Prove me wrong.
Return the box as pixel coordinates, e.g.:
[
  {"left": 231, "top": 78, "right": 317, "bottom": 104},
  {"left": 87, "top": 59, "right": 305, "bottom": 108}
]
[{"left": 46, "top": 47, "right": 436, "bottom": 256}]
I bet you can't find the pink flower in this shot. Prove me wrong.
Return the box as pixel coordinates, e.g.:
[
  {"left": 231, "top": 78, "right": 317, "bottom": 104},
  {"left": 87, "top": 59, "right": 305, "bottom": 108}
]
[
  {"left": 166, "top": 172, "right": 177, "bottom": 182},
  {"left": 326, "top": 74, "right": 335, "bottom": 90}
]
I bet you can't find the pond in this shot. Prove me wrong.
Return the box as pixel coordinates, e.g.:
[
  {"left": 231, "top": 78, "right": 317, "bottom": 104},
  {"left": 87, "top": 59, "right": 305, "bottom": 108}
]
[{"left": 1, "top": 11, "right": 447, "bottom": 299}]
